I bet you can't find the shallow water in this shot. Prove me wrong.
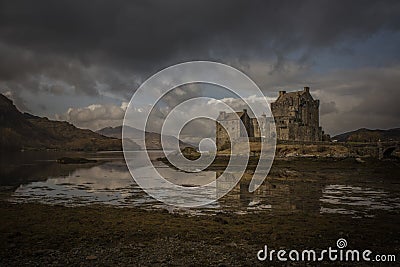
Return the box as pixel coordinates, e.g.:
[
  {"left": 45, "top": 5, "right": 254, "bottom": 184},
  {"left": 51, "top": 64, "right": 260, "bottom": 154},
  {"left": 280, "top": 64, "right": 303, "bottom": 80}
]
[
  {"left": 320, "top": 184, "right": 400, "bottom": 217},
  {"left": 2, "top": 151, "right": 400, "bottom": 217}
]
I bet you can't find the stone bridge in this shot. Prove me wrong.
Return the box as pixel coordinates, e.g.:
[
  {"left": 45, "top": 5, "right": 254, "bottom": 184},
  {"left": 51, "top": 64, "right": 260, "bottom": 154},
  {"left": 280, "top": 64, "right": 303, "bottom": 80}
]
[
  {"left": 276, "top": 140, "right": 400, "bottom": 159},
  {"left": 346, "top": 141, "right": 400, "bottom": 159}
]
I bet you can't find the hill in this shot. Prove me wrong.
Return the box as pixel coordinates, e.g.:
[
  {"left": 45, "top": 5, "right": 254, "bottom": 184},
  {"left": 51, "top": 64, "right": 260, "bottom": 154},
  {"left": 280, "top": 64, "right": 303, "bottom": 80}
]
[
  {"left": 0, "top": 94, "right": 140, "bottom": 151},
  {"left": 97, "top": 126, "right": 194, "bottom": 150},
  {"left": 333, "top": 128, "right": 400, "bottom": 142}
]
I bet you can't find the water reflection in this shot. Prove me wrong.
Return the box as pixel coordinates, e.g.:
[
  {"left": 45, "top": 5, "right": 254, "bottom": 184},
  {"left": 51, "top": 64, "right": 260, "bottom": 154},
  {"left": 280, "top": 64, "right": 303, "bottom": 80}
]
[
  {"left": 216, "top": 171, "right": 290, "bottom": 214},
  {"left": 0, "top": 151, "right": 123, "bottom": 188},
  {"left": 11, "top": 161, "right": 273, "bottom": 213},
  {"left": 9, "top": 161, "right": 319, "bottom": 215},
  {"left": 320, "top": 184, "right": 400, "bottom": 218},
  {"left": 3, "top": 152, "right": 400, "bottom": 217},
  {"left": 12, "top": 161, "right": 152, "bottom": 207}
]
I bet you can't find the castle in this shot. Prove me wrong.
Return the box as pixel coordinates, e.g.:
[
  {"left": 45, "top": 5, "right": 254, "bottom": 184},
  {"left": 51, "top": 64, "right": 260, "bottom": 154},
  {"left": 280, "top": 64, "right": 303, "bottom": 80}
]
[{"left": 216, "top": 87, "right": 327, "bottom": 151}]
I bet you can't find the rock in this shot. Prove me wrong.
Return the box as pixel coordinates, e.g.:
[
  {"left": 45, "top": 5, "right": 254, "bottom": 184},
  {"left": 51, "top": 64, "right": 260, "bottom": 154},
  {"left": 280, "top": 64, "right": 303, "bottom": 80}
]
[
  {"left": 355, "top": 157, "right": 365, "bottom": 163},
  {"left": 86, "top": 255, "right": 98, "bottom": 260},
  {"left": 285, "top": 152, "right": 298, "bottom": 157}
]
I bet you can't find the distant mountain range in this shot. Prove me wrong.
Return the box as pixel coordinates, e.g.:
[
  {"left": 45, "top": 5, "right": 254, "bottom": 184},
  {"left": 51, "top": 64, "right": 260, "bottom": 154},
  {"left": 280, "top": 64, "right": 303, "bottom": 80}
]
[
  {"left": 0, "top": 94, "right": 140, "bottom": 151},
  {"left": 333, "top": 128, "right": 400, "bottom": 142},
  {"left": 96, "top": 126, "right": 194, "bottom": 150}
]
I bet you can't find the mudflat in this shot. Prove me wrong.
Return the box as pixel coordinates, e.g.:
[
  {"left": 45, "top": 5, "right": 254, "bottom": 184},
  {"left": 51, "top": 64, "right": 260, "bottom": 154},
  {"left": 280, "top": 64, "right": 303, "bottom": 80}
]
[
  {"left": 1, "top": 158, "right": 399, "bottom": 266},
  {"left": 0, "top": 202, "right": 399, "bottom": 266}
]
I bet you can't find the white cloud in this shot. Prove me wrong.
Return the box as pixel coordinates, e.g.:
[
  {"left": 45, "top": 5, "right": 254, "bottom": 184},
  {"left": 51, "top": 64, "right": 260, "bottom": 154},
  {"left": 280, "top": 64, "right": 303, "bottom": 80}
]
[{"left": 56, "top": 102, "right": 127, "bottom": 130}]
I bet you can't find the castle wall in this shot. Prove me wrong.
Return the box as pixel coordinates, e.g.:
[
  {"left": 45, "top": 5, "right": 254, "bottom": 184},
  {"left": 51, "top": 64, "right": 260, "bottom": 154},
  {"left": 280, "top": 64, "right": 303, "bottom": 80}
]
[
  {"left": 216, "top": 87, "right": 326, "bottom": 152},
  {"left": 216, "top": 110, "right": 255, "bottom": 151}
]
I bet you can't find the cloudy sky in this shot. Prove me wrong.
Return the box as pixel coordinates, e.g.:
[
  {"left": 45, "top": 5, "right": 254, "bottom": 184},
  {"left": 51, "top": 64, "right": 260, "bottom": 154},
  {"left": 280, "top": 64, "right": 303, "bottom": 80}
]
[{"left": 1, "top": 0, "right": 400, "bottom": 135}]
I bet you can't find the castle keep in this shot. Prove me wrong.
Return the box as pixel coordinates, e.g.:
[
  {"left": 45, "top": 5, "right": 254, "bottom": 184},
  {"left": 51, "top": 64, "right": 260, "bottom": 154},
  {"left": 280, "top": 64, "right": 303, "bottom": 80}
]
[
  {"left": 216, "top": 87, "right": 326, "bottom": 151},
  {"left": 271, "top": 86, "right": 323, "bottom": 142}
]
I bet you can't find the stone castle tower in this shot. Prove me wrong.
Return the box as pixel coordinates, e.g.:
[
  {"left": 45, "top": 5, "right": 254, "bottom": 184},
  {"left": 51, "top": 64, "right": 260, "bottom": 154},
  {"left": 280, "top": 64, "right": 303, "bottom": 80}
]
[
  {"left": 216, "top": 87, "right": 326, "bottom": 151},
  {"left": 271, "top": 86, "right": 323, "bottom": 142}
]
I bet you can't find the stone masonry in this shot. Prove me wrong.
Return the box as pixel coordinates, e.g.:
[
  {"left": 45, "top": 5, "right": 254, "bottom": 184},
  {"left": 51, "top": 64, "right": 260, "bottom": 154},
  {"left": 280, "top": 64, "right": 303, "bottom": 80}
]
[{"left": 216, "top": 87, "right": 327, "bottom": 151}]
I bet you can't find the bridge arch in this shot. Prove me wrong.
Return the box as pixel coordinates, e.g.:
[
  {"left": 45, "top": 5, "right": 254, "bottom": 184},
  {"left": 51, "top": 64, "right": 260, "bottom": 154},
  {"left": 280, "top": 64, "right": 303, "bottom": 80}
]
[{"left": 382, "top": 146, "right": 397, "bottom": 158}]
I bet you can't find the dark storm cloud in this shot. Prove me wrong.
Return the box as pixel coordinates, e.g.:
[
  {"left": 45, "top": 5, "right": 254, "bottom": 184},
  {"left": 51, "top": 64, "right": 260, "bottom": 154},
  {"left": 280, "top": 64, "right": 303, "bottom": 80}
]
[
  {"left": 313, "top": 66, "right": 400, "bottom": 134},
  {"left": 314, "top": 66, "right": 400, "bottom": 119},
  {"left": 0, "top": 0, "right": 400, "bottom": 132},
  {"left": 1, "top": 0, "right": 399, "bottom": 78},
  {"left": 0, "top": 0, "right": 248, "bottom": 73}
]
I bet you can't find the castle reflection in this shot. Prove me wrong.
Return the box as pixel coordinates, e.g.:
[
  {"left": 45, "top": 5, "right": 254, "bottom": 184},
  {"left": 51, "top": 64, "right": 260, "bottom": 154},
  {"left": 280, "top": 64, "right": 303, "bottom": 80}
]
[{"left": 216, "top": 170, "right": 322, "bottom": 214}]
